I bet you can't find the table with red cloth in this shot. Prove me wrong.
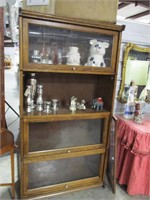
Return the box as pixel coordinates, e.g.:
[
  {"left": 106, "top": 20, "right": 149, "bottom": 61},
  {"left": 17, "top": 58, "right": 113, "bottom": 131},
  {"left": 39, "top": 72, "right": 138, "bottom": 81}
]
[{"left": 116, "top": 114, "right": 150, "bottom": 196}]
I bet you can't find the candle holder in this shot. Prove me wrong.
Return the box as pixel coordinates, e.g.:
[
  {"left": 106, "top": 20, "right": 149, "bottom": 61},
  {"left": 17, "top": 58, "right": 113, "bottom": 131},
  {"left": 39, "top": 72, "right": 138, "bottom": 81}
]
[
  {"left": 28, "top": 73, "right": 37, "bottom": 110},
  {"left": 43, "top": 101, "right": 52, "bottom": 113},
  {"left": 52, "top": 99, "right": 58, "bottom": 111},
  {"left": 25, "top": 85, "right": 32, "bottom": 113},
  {"left": 36, "top": 85, "right": 43, "bottom": 111}
]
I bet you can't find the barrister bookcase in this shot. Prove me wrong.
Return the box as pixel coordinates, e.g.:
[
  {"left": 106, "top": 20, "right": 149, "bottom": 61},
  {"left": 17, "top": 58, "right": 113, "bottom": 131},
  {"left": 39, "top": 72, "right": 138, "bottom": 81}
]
[{"left": 19, "top": 10, "right": 124, "bottom": 199}]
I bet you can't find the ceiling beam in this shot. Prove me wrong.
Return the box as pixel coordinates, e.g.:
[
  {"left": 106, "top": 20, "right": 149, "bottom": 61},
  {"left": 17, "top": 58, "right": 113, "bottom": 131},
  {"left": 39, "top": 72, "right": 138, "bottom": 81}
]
[
  {"left": 118, "top": 3, "right": 129, "bottom": 9},
  {"left": 126, "top": 10, "right": 150, "bottom": 19},
  {"left": 119, "top": 0, "right": 150, "bottom": 8},
  {"left": 137, "top": 1, "right": 150, "bottom": 8}
]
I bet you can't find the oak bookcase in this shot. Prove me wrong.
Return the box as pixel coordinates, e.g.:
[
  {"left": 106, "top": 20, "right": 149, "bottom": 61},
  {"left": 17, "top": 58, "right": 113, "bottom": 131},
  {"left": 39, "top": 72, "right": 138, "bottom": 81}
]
[{"left": 19, "top": 10, "right": 124, "bottom": 199}]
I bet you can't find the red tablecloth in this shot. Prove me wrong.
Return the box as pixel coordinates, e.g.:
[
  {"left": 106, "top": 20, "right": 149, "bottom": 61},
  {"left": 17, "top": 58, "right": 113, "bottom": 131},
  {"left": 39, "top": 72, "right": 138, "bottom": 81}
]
[{"left": 116, "top": 114, "right": 150, "bottom": 196}]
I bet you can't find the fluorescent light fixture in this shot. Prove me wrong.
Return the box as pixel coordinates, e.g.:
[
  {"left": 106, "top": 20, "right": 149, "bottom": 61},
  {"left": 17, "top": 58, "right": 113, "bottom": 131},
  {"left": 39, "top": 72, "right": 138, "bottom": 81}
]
[{"left": 29, "top": 31, "right": 41, "bottom": 35}]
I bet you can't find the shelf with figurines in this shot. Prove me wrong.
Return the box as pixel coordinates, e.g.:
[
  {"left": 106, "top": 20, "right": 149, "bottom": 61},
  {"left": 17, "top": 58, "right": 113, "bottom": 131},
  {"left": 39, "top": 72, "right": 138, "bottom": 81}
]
[
  {"left": 23, "top": 39, "right": 114, "bottom": 74},
  {"left": 23, "top": 86, "right": 110, "bottom": 122},
  {"left": 21, "top": 72, "right": 113, "bottom": 119},
  {"left": 22, "top": 19, "right": 119, "bottom": 74},
  {"left": 20, "top": 10, "right": 124, "bottom": 199}
]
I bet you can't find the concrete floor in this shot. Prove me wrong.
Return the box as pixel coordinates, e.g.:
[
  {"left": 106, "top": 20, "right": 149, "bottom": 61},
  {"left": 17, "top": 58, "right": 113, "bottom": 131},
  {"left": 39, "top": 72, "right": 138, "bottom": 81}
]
[{"left": 0, "top": 66, "right": 149, "bottom": 200}]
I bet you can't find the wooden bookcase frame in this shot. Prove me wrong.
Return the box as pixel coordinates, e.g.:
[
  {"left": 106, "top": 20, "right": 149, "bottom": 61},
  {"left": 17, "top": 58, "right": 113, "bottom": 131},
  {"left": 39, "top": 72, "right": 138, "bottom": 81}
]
[{"left": 19, "top": 10, "right": 124, "bottom": 199}]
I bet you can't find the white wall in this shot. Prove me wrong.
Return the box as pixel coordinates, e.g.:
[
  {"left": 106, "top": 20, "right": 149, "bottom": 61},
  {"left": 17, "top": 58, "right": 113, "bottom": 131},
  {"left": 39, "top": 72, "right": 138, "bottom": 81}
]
[
  {"left": 117, "top": 20, "right": 150, "bottom": 46},
  {"left": 115, "top": 20, "right": 150, "bottom": 114}
]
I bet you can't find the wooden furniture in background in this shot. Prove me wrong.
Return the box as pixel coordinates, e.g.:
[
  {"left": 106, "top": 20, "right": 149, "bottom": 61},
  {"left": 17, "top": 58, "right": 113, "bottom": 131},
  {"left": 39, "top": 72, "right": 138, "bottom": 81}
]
[
  {"left": 19, "top": 10, "right": 124, "bottom": 199},
  {"left": 4, "top": 57, "right": 12, "bottom": 69},
  {"left": 0, "top": 8, "right": 5, "bottom": 128},
  {"left": 0, "top": 128, "right": 15, "bottom": 199}
]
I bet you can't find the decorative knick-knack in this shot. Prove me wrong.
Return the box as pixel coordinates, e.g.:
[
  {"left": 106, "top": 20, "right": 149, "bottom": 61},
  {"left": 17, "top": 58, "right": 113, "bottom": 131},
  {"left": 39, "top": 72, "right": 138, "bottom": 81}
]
[
  {"left": 31, "top": 50, "right": 41, "bottom": 63},
  {"left": 92, "top": 97, "right": 103, "bottom": 111},
  {"left": 76, "top": 99, "right": 86, "bottom": 110},
  {"left": 124, "top": 102, "right": 134, "bottom": 119},
  {"left": 51, "top": 99, "right": 58, "bottom": 111},
  {"left": 134, "top": 102, "right": 143, "bottom": 123},
  {"left": 25, "top": 85, "right": 32, "bottom": 113},
  {"left": 43, "top": 101, "right": 51, "bottom": 113},
  {"left": 66, "top": 47, "right": 80, "bottom": 65},
  {"left": 28, "top": 73, "right": 37, "bottom": 110},
  {"left": 36, "top": 85, "right": 43, "bottom": 111},
  {"left": 69, "top": 96, "right": 77, "bottom": 111},
  {"left": 86, "top": 39, "right": 109, "bottom": 67}
]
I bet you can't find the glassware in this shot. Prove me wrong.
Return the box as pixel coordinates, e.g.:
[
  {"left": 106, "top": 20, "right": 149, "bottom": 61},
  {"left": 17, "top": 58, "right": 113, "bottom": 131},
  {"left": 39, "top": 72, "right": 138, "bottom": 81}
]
[{"left": 31, "top": 50, "right": 41, "bottom": 63}]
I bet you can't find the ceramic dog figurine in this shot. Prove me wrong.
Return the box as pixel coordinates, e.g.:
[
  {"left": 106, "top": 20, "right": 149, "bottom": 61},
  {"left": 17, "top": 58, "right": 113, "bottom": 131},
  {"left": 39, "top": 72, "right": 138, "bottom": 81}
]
[{"left": 86, "top": 39, "right": 109, "bottom": 67}]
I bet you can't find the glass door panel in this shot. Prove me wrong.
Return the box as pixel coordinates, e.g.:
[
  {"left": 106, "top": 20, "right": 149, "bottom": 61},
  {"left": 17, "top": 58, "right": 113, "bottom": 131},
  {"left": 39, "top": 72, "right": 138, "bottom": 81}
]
[
  {"left": 28, "top": 23, "right": 113, "bottom": 67},
  {"left": 29, "top": 119, "right": 104, "bottom": 152},
  {"left": 28, "top": 154, "right": 101, "bottom": 189}
]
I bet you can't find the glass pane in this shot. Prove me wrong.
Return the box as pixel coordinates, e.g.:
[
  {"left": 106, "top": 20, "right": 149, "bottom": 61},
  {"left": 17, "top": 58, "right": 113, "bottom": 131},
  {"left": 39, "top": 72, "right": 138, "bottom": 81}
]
[
  {"left": 28, "top": 154, "right": 101, "bottom": 189},
  {"left": 29, "top": 24, "right": 113, "bottom": 67},
  {"left": 29, "top": 119, "right": 104, "bottom": 152}
]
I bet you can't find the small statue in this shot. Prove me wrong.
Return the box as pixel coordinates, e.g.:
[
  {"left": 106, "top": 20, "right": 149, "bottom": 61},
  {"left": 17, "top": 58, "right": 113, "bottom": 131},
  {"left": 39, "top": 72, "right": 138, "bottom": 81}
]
[
  {"left": 66, "top": 47, "right": 81, "bottom": 65},
  {"left": 86, "top": 39, "right": 109, "bottom": 67},
  {"left": 76, "top": 99, "right": 86, "bottom": 110},
  {"left": 69, "top": 96, "right": 77, "bottom": 111},
  {"left": 134, "top": 102, "right": 143, "bottom": 124},
  {"left": 127, "top": 80, "right": 138, "bottom": 103},
  {"left": 92, "top": 97, "right": 103, "bottom": 111},
  {"left": 124, "top": 102, "right": 134, "bottom": 119}
]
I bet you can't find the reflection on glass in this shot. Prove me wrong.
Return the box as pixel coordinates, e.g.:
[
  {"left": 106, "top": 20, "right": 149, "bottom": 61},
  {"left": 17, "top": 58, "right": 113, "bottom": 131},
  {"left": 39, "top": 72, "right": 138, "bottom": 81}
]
[
  {"left": 29, "top": 119, "right": 103, "bottom": 152},
  {"left": 118, "top": 43, "right": 150, "bottom": 103},
  {"left": 28, "top": 24, "right": 113, "bottom": 67},
  {"left": 122, "top": 60, "right": 149, "bottom": 102},
  {"left": 139, "top": 70, "right": 150, "bottom": 101},
  {"left": 28, "top": 154, "right": 101, "bottom": 189}
]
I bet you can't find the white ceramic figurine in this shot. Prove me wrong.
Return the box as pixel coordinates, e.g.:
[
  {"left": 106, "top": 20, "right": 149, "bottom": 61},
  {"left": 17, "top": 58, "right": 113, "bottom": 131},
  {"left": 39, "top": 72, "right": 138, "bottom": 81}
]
[{"left": 86, "top": 39, "right": 109, "bottom": 67}]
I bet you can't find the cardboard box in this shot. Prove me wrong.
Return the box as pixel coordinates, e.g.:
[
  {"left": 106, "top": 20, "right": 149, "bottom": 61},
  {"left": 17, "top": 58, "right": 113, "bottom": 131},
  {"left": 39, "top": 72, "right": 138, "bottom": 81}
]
[
  {"left": 22, "top": 0, "right": 118, "bottom": 23},
  {"left": 55, "top": 0, "right": 118, "bottom": 23},
  {"left": 22, "top": 0, "right": 55, "bottom": 15}
]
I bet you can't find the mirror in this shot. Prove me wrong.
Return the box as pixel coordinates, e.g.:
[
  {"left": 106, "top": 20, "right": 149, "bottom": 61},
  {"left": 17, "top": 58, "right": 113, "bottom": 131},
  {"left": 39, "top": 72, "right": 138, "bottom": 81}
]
[{"left": 118, "top": 43, "right": 150, "bottom": 103}]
